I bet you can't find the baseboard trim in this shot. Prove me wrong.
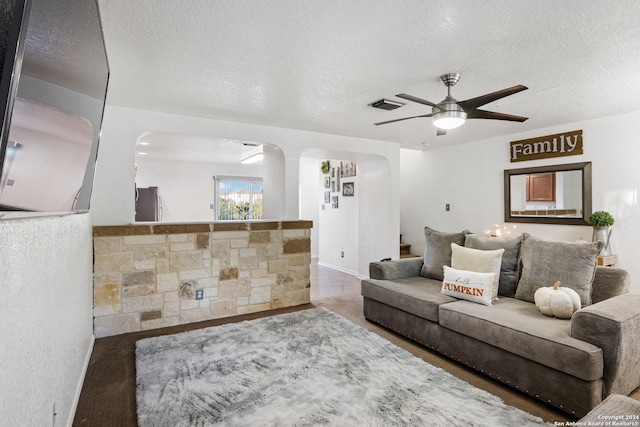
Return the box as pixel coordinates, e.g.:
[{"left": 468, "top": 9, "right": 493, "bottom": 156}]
[
  {"left": 67, "top": 334, "right": 95, "bottom": 427},
  {"left": 317, "top": 261, "right": 361, "bottom": 278}
]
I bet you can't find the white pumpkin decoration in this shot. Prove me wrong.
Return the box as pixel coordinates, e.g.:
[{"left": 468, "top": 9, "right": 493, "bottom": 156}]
[{"left": 534, "top": 281, "right": 581, "bottom": 319}]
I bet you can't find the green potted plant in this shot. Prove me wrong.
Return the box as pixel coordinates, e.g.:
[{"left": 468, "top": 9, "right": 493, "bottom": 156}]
[
  {"left": 588, "top": 211, "right": 614, "bottom": 255},
  {"left": 588, "top": 211, "right": 614, "bottom": 227},
  {"left": 321, "top": 160, "right": 331, "bottom": 175}
]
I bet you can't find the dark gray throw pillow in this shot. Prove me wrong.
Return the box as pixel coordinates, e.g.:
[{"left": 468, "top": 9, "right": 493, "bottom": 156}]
[
  {"left": 514, "top": 235, "right": 603, "bottom": 307},
  {"left": 420, "top": 227, "right": 468, "bottom": 280},
  {"left": 465, "top": 233, "right": 524, "bottom": 297}
]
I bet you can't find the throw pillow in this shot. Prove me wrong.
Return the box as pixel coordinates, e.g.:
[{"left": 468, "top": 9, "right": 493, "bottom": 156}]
[
  {"left": 451, "top": 243, "right": 504, "bottom": 300},
  {"left": 464, "top": 233, "right": 524, "bottom": 297},
  {"left": 514, "top": 235, "right": 603, "bottom": 307},
  {"left": 420, "top": 227, "right": 468, "bottom": 280},
  {"left": 441, "top": 265, "right": 495, "bottom": 306}
]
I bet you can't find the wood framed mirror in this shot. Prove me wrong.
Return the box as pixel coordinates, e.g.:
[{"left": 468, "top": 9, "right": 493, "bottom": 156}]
[{"left": 504, "top": 162, "right": 592, "bottom": 225}]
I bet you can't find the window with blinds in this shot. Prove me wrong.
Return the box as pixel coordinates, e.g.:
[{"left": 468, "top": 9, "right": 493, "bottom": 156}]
[{"left": 214, "top": 176, "right": 263, "bottom": 221}]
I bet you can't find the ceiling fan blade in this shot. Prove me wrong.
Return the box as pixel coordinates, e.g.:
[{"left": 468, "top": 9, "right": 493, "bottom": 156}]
[
  {"left": 437, "top": 128, "right": 447, "bottom": 136},
  {"left": 396, "top": 94, "right": 442, "bottom": 109},
  {"left": 466, "top": 109, "right": 529, "bottom": 122},
  {"left": 374, "top": 114, "right": 433, "bottom": 126},
  {"left": 457, "top": 85, "right": 528, "bottom": 110}
]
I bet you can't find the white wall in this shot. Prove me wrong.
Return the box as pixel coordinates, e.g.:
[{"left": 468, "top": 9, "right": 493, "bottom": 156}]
[
  {"left": 92, "top": 106, "right": 401, "bottom": 276},
  {"left": 0, "top": 213, "right": 94, "bottom": 427},
  {"left": 260, "top": 144, "right": 286, "bottom": 220},
  {"left": 299, "top": 157, "right": 320, "bottom": 257},
  {"left": 357, "top": 154, "right": 393, "bottom": 275},
  {"left": 136, "top": 157, "right": 215, "bottom": 222},
  {"left": 316, "top": 158, "right": 360, "bottom": 275},
  {"left": 400, "top": 110, "right": 640, "bottom": 292}
]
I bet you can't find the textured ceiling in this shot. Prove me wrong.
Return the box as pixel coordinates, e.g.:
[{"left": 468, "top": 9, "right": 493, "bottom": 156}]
[
  {"left": 25, "top": 0, "right": 108, "bottom": 99},
  {"left": 98, "top": 0, "right": 640, "bottom": 151}
]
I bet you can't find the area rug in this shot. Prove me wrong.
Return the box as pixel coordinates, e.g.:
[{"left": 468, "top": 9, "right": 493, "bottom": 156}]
[{"left": 136, "top": 307, "right": 551, "bottom": 426}]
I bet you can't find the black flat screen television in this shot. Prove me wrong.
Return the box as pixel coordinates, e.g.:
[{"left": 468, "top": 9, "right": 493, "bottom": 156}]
[{"left": 0, "top": 0, "right": 109, "bottom": 216}]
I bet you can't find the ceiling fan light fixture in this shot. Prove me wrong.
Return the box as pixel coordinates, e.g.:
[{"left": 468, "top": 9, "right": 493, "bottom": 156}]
[
  {"left": 432, "top": 110, "right": 467, "bottom": 130},
  {"left": 374, "top": 73, "right": 528, "bottom": 135}
]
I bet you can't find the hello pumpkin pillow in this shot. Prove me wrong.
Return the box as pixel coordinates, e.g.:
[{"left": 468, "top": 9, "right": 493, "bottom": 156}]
[{"left": 441, "top": 266, "right": 495, "bottom": 306}]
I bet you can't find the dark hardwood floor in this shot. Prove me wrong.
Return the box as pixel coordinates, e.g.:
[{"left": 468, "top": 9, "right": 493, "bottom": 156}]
[{"left": 73, "top": 260, "right": 638, "bottom": 426}]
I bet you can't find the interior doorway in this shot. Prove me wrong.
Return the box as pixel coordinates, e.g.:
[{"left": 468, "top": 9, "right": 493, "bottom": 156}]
[{"left": 299, "top": 149, "right": 392, "bottom": 278}]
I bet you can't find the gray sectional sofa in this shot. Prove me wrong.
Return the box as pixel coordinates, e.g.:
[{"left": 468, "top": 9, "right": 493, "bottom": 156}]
[{"left": 361, "top": 228, "right": 640, "bottom": 418}]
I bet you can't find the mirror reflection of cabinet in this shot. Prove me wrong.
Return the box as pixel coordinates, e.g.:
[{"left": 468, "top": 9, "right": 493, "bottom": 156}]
[
  {"left": 504, "top": 162, "right": 592, "bottom": 225},
  {"left": 526, "top": 172, "right": 556, "bottom": 202}
]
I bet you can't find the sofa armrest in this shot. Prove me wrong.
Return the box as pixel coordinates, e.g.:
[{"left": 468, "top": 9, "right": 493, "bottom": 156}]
[
  {"left": 369, "top": 257, "right": 424, "bottom": 280},
  {"left": 571, "top": 293, "right": 640, "bottom": 397},
  {"left": 591, "top": 267, "right": 630, "bottom": 304}
]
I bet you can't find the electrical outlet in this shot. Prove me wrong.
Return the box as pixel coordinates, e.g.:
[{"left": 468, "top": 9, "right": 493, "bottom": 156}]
[
  {"left": 341, "top": 251, "right": 344, "bottom": 258},
  {"left": 195, "top": 289, "right": 204, "bottom": 300},
  {"left": 209, "top": 204, "right": 214, "bottom": 210},
  {"left": 445, "top": 203, "right": 450, "bottom": 211}
]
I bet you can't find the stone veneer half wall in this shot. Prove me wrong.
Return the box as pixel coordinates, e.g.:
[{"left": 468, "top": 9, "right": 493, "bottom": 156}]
[{"left": 93, "top": 221, "right": 312, "bottom": 337}]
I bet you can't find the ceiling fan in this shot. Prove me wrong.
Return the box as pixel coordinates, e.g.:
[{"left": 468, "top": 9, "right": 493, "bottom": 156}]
[{"left": 375, "top": 73, "right": 528, "bottom": 136}]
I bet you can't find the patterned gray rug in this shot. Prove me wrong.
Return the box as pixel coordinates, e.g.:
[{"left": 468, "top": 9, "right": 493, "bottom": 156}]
[{"left": 136, "top": 307, "right": 551, "bottom": 426}]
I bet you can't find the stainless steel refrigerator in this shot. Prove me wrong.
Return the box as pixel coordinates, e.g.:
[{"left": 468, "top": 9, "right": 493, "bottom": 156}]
[{"left": 135, "top": 186, "right": 158, "bottom": 222}]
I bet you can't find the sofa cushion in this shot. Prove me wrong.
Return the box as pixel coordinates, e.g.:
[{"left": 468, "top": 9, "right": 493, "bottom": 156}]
[
  {"left": 465, "top": 233, "right": 523, "bottom": 298},
  {"left": 439, "top": 297, "right": 603, "bottom": 381},
  {"left": 442, "top": 266, "right": 495, "bottom": 306},
  {"left": 361, "top": 277, "right": 456, "bottom": 323},
  {"left": 515, "top": 235, "right": 603, "bottom": 306},
  {"left": 420, "top": 227, "right": 468, "bottom": 280},
  {"left": 451, "top": 243, "right": 503, "bottom": 299}
]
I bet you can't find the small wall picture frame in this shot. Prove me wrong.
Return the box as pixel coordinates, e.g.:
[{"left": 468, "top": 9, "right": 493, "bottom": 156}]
[
  {"left": 340, "top": 161, "right": 357, "bottom": 178},
  {"left": 343, "top": 182, "right": 354, "bottom": 197},
  {"left": 332, "top": 196, "right": 339, "bottom": 209},
  {"left": 324, "top": 177, "right": 330, "bottom": 189},
  {"left": 324, "top": 191, "right": 330, "bottom": 203}
]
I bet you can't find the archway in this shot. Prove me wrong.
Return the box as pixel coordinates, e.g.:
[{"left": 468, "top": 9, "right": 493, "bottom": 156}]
[
  {"left": 299, "top": 148, "right": 393, "bottom": 277},
  {"left": 134, "top": 132, "right": 285, "bottom": 222}
]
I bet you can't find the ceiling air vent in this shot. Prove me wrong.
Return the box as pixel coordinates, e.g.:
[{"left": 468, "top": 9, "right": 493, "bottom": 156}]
[{"left": 369, "top": 99, "right": 404, "bottom": 111}]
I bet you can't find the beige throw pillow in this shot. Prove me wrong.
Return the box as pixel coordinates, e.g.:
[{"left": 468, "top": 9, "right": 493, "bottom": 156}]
[{"left": 451, "top": 243, "right": 504, "bottom": 300}]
